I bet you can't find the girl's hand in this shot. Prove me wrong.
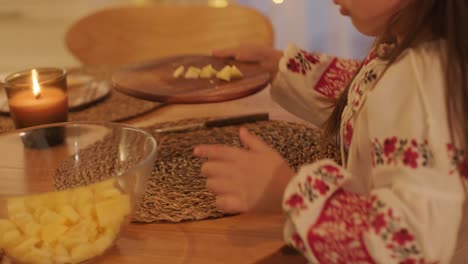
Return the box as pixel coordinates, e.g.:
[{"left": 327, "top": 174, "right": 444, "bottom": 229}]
[
  {"left": 212, "top": 44, "right": 283, "bottom": 77},
  {"left": 193, "top": 127, "right": 295, "bottom": 213}
]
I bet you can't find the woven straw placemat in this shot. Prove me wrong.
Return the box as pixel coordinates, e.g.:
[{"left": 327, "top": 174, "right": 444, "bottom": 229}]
[
  {"left": 52, "top": 118, "right": 340, "bottom": 223},
  {"left": 135, "top": 119, "right": 340, "bottom": 223},
  {"left": 0, "top": 91, "right": 161, "bottom": 133}
]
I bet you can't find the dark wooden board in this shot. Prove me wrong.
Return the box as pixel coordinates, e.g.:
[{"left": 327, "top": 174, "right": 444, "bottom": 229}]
[{"left": 112, "top": 55, "right": 271, "bottom": 104}]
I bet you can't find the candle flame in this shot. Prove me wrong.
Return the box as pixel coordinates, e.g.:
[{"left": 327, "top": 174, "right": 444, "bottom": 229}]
[{"left": 32, "top": 69, "right": 41, "bottom": 99}]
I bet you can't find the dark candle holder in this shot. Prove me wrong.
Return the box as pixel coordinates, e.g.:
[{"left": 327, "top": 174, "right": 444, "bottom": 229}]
[{"left": 20, "top": 127, "right": 65, "bottom": 149}]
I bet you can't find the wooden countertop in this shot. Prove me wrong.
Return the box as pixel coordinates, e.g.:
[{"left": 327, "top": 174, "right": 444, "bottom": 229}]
[
  {"left": 128, "top": 87, "right": 307, "bottom": 127},
  {"left": 100, "top": 214, "right": 306, "bottom": 264}
]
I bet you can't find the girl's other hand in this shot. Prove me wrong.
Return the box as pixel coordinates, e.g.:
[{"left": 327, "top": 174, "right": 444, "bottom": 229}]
[
  {"left": 193, "top": 127, "right": 295, "bottom": 214},
  {"left": 212, "top": 44, "right": 283, "bottom": 77}
]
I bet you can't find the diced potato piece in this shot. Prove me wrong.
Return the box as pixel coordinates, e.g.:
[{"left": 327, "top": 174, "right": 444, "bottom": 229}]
[
  {"left": 230, "top": 65, "right": 243, "bottom": 79},
  {"left": 58, "top": 205, "right": 80, "bottom": 224},
  {"left": 184, "top": 66, "right": 201, "bottom": 79},
  {"left": 12, "top": 237, "right": 40, "bottom": 255},
  {"left": 53, "top": 244, "right": 71, "bottom": 263},
  {"left": 54, "top": 243, "right": 69, "bottom": 256},
  {"left": 70, "top": 244, "right": 95, "bottom": 263},
  {"left": 33, "top": 207, "right": 47, "bottom": 223},
  {"left": 24, "top": 222, "right": 42, "bottom": 237},
  {"left": 93, "top": 178, "right": 124, "bottom": 201},
  {"left": 11, "top": 212, "right": 34, "bottom": 225},
  {"left": 94, "top": 188, "right": 122, "bottom": 201},
  {"left": 1, "top": 229, "right": 22, "bottom": 249},
  {"left": 39, "top": 192, "right": 59, "bottom": 210},
  {"left": 54, "top": 190, "right": 71, "bottom": 209},
  {"left": 216, "top": 65, "right": 232, "bottom": 81},
  {"left": 59, "top": 234, "right": 88, "bottom": 252},
  {"left": 67, "top": 219, "right": 98, "bottom": 243},
  {"left": 106, "top": 221, "right": 122, "bottom": 239},
  {"left": 92, "top": 178, "right": 116, "bottom": 192},
  {"left": 0, "top": 219, "right": 16, "bottom": 233},
  {"left": 200, "top": 64, "right": 217, "bottom": 78},
  {"left": 71, "top": 188, "right": 93, "bottom": 210},
  {"left": 95, "top": 194, "right": 131, "bottom": 227},
  {"left": 7, "top": 197, "right": 27, "bottom": 216},
  {"left": 2, "top": 178, "right": 129, "bottom": 263},
  {"left": 41, "top": 224, "right": 68, "bottom": 243},
  {"left": 0, "top": 221, "right": 16, "bottom": 249},
  {"left": 76, "top": 204, "right": 94, "bottom": 219},
  {"left": 173, "top": 65, "right": 185, "bottom": 78},
  {"left": 39, "top": 210, "right": 67, "bottom": 225},
  {"left": 12, "top": 213, "right": 41, "bottom": 237},
  {"left": 84, "top": 219, "right": 99, "bottom": 242},
  {"left": 55, "top": 255, "right": 73, "bottom": 264},
  {"left": 25, "top": 196, "right": 45, "bottom": 211},
  {"left": 18, "top": 247, "right": 51, "bottom": 264},
  {"left": 92, "top": 234, "right": 115, "bottom": 255}
]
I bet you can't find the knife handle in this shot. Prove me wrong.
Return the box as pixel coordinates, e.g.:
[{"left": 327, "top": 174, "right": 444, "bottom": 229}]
[{"left": 205, "top": 113, "right": 269, "bottom": 128}]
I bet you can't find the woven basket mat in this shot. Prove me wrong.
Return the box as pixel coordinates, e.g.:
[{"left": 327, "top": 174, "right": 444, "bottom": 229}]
[
  {"left": 0, "top": 66, "right": 161, "bottom": 133},
  {"left": 51, "top": 117, "right": 340, "bottom": 223},
  {"left": 133, "top": 118, "right": 341, "bottom": 223}
]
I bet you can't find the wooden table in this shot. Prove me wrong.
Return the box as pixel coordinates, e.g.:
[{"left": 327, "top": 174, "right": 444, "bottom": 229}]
[
  {"left": 128, "top": 86, "right": 307, "bottom": 127},
  {"left": 0, "top": 86, "right": 308, "bottom": 264},
  {"left": 100, "top": 87, "right": 308, "bottom": 263},
  {"left": 102, "top": 214, "right": 306, "bottom": 264}
]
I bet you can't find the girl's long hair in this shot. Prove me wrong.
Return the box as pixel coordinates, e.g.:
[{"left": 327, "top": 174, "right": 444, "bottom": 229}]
[{"left": 325, "top": 0, "right": 468, "bottom": 157}]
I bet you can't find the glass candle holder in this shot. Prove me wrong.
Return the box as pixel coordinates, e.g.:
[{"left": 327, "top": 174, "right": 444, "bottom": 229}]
[{"left": 4, "top": 68, "right": 68, "bottom": 148}]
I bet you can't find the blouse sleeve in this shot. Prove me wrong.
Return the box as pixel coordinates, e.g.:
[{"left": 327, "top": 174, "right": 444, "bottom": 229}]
[
  {"left": 270, "top": 44, "right": 361, "bottom": 127},
  {"left": 282, "top": 47, "right": 466, "bottom": 263}
]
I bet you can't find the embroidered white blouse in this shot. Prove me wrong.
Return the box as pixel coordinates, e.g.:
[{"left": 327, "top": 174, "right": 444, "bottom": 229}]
[{"left": 271, "top": 41, "right": 468, "bottom": 263}]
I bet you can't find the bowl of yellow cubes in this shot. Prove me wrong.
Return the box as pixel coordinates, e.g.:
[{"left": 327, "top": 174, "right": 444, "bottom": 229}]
[{"left": 0, "top": 122, "right": 157, "bottom": 263}]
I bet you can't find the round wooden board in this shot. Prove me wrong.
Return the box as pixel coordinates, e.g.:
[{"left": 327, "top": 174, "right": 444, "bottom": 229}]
[{"left": 112, "top": 55, "right": 271, "bottom": 104}]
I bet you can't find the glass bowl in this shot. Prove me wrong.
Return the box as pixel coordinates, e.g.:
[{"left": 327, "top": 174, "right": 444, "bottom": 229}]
[{"left": 0, "top": 122, "right": 157, "bottom": 264}]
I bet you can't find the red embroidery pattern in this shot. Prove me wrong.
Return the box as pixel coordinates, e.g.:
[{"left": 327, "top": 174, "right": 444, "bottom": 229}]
[
  {"left": 344, "top": 121, "right": 354, "bottom": 148},
  {"left": 284, "top": 164, "right": 345, "bottom": 213},
  {"left": 287, "top": 59, "right": 301, "bottom": 73},
  {"left": 371, "top": 138, "right": 433, "bottom": 169},
  {"left": 286, "top": 50, "right": 320, "bottom": 75},
  {"left": 363, "top": 50, "right": 377, "bottom": 66},
  {"left": 285, "top": 193, "right": 306, "bottom": 210},
  {"left": 340, "top": 60, "right": 382, "bottom": 164},
  {"left": 307, "top": 190, "right": 376, "bottom": 263},
  {"left": 370, "top": 199, "right": 431, "bottom": 263},
  {"left": 291, "top": 233, "right": 306, "bottom": 253},
  {"left": 315, "top": 58, "right": 360, "bottom": 99},
  {"left": 307, "top": 191, "right": 433, "bottom": 263},
  {"left": 348, "top": 68, "right": 378, "bottom": 113},
  {"left": 447, "top": 143, "right": 468, "bottom": 179}
]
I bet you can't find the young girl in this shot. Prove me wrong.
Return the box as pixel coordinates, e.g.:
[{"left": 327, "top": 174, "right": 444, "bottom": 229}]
[{"left": 194, "top": 0, "right": 468, "bottom": 263}]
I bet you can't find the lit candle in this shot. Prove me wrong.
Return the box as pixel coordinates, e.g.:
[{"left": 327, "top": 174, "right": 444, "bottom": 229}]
[{"left": 8, "top": 69, "right": 68, "bottom": 129}]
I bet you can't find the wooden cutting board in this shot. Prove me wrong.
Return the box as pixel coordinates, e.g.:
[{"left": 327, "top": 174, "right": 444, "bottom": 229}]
[{"left": 112, "top": 55, "right": 271, "bottom": 104}]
